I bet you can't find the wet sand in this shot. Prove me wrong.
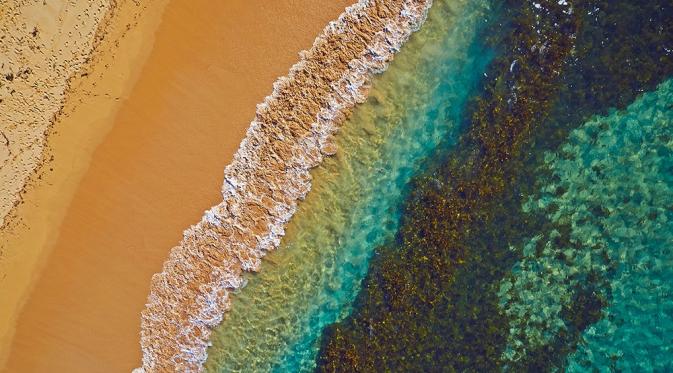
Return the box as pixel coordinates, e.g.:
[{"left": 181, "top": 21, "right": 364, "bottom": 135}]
[
  {"left": 2, "top": 0, "right": 352, "bottom": 372},
  {"left": 137, "top": 1, "right": 432, "bottom": 369}
]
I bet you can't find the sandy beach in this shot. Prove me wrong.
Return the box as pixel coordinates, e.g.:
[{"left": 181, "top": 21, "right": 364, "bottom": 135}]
[
  {"left": 0, "top": 0, "right": 160, "bottom": 363},
  {"left": 1, "top": 0, "right": 351, "bottom": 371},
  {"left": 135, "top": 0, "right": 433, "bottom": 370}
]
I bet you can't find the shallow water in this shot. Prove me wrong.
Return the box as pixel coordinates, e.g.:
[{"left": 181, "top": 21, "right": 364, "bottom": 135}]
[
  {"left": 499, "top": 79, "right": 673, "bottom": 370},
  {"left": 203, "top": 0, "right": 493, "bottom": 371},
  {"left": 312, "top": 0, "right": 673, "bottom": 370},
  {"left": 560, "top": 79, "right": 673, "bottom": 371},
  {"left": 205, "top": 0, "right": 673, "bottom": 371}
]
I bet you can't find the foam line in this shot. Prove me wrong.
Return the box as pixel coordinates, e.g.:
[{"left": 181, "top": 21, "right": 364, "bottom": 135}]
[{"left": 135, "top": 1, "right": 432, "bottom": 371}]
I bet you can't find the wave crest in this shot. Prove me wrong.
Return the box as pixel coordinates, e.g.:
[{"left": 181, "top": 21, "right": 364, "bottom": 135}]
[{"left": 137, "top": 1, "right": 432, "bottom": 371}]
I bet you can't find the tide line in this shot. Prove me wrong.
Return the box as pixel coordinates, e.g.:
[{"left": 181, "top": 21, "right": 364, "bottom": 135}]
[{"left": 135, "top": 1, "right": 433, "bottom": 371}]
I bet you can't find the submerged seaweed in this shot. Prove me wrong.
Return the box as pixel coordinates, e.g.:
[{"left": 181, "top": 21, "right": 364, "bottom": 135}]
[
  {"left": 203, "top": 0, "right": 495, "bottom": 371},
  {"left": 316, "top": 0, "right": 673, "bottom": 371},
  {"left": 317, "top": 0, "right": 579, "bottom": 370}
]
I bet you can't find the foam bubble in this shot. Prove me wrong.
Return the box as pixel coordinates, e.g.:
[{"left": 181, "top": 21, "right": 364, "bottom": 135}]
[{"left": 136, "top": 1, "right": 433, "bottom": 371}]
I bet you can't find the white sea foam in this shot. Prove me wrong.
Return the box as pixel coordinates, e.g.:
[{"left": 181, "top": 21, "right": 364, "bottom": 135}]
[{"left": 137, "top": 1, "right": 432, "bottom": 371}]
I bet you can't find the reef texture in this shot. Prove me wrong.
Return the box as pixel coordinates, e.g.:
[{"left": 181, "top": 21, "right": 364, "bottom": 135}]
[
  {"left": 501, "top": 78, "right": 673, "bottom": 371},
  {"left": 136, "top": 1, "right": 432, "bottom": 371},
  {"left": 0, "top": 0, "right": 114, "bottom": 227},
  {"left": 316, "top": 1, "right": 579, "bottom": 370}
]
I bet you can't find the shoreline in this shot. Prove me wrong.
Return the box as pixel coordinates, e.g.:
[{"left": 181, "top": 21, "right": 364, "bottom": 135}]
[
  {"left": 0, "top": 0, "right": 166, "bottom": 364},
  {"left": 138, "top": 0, "right": 433, "bottom": 371},
  {"left": 202, "top": 0, "right": 493, "bottom": 368},
  {"left": 2, "top": 1, "right": 355, "bottom": 371}
]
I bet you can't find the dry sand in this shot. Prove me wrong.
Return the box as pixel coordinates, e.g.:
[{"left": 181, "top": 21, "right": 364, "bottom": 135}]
[
  {"left": 1, "top": 0, "right": 352, "bottom": 372},
  {"left": 0, "top": 0, "right": 159, "bottom": 363},
  {"left": 0, "top": 0, "right": 112, "bottom": 228}
]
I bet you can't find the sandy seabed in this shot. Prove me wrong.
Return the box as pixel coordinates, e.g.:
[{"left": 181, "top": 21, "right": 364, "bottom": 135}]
[{"left": 1, "top": 0, "right": 352, "bottom": 371}]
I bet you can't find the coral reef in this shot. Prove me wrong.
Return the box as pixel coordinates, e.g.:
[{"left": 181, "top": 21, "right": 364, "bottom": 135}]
[{"left": 136, "top": 1, "right": 432, "bottom": 371}]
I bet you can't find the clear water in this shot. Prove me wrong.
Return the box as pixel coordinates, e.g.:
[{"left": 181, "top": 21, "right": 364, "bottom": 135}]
[
  {"left": 203, "top": 0, "right": 494, "bottom": 371},
  {"left": 499, "top": 78, "right": 673, "bottom": 370}
]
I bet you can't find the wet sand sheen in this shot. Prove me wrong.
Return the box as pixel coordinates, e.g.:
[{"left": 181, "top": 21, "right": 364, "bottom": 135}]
[{"left": 3, "top": 1, "right": 352, "bottom": 372}]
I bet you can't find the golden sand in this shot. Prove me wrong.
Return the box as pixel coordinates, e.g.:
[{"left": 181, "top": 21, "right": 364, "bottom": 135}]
[
  {"left": 1, "top": 0, "right": 352, "bottom": 371},
  {"left": 136, "top": 1, "right": 432, "bottom": 369},
  {"left": 0, "top": 0, "right": 165, "bottom": 364},
  {"left": 0, "top": 0, "right": 113, "bottom": 227}
]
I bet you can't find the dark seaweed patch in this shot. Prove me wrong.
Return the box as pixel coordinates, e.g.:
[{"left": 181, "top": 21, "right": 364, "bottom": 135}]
[{"left": 315, "top": 0, "right": 673, "bottom": 371}]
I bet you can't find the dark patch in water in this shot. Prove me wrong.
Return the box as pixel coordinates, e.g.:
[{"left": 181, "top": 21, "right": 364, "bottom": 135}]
[{"left": 316, "top": 0, "right": 673, "bottom": 371}]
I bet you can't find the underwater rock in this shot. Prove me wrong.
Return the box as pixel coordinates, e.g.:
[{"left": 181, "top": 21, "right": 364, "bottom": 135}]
[
  {"left": 316, "top": 0, "right": 673, "bottom": 369},
  {"left": 500, "top": 78, "right": 673, "bottom": 370},
  {"left": 316, "top": 0, "right": 581, "bottom": 370}
]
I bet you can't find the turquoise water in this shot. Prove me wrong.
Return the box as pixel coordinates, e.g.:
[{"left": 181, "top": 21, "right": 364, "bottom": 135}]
[
  {"left": 197, "top": 0, "right": 673, "bottom": 370},
  {"left": 499, "top": 78, "right": 673, "bottom": 370},
  {"left": 204, "top": 0, "right": 494, "bottom": 371},
  {"left": 274, "top": 9, "right": 493, "bottom": 371},
  {"left": 564, "top": 80, "right": 673, "bottom": 371}
]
